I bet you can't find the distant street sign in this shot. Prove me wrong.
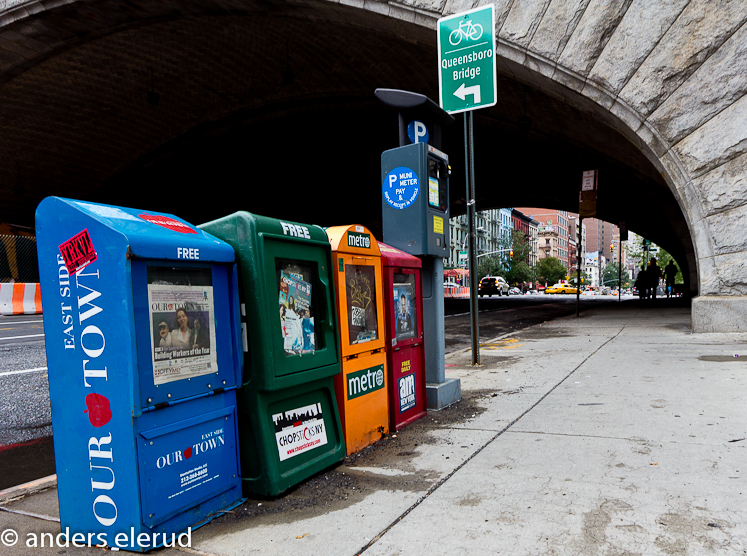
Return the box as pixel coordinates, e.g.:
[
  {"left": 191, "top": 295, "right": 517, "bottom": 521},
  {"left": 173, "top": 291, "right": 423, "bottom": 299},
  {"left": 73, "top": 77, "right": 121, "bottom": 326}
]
[
  {"left": 579, "top": 169, "right": 598, "bottom": 218},
  {"left": 437, "top": 6, "right": 497, "bottom": 114}
]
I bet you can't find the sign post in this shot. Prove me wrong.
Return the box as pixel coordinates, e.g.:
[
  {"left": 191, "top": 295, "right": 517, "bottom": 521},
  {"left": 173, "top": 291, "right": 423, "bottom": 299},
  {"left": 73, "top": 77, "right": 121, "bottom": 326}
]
[
  {"left": 578, "top": 170, "right": 598, "bottom": 316},
  {"left": 438, "top": 5, "right": 496, "bottom": 366}
]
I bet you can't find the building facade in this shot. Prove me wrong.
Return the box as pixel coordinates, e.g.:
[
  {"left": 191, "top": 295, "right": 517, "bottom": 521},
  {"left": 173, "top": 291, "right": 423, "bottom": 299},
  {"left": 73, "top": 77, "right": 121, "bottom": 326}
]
[
  {"left": 514, "top": 208, "right": 572, "bottom": 270},
  {"left": 584, "top": 218, "right": 619, "bottom": 264},
  {"left": 447, "top": 209, "right": 511, "bottom": 269}
]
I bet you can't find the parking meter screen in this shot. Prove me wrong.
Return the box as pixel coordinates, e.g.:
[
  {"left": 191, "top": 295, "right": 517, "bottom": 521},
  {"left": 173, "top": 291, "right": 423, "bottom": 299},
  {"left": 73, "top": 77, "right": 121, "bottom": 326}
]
[
  {"left": 393, "top": 273, "right": 417, "bottom": 341},
  {"left": 277, "top": 260, "right": 318, "bottom": 355},
  {"left": 147, "top": 266, "right": 218, "bottom": 385},
  {"left": 344, "top": 264, "right": 379, "bottom": 345},
  {"left": 427, "top": 156, "right": 447, "bottom": 211}
]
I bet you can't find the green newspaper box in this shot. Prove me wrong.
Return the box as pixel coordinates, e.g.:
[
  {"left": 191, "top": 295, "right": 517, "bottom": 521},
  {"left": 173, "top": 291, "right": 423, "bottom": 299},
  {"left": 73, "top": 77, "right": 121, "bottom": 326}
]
[{"left": 199, "top": 212, "right": 344, "bottom": 496}]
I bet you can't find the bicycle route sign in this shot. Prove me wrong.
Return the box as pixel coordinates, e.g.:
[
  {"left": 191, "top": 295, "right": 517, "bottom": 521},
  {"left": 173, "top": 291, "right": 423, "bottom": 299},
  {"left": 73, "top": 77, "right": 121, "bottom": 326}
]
[{"left": 437, "top": 5, "right": 497, "bottom": 114}]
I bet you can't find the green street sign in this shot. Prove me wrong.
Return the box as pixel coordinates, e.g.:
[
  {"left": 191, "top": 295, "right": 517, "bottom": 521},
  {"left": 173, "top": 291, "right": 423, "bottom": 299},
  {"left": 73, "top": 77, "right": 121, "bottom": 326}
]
[{"left": 437, "top": 6, "right": 497, "bottom": 114}]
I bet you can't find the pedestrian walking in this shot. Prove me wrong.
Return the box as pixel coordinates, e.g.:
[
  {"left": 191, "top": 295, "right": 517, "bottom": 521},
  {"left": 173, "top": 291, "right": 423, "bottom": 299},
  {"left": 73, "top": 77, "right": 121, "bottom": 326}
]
[
  {"left": 636, "top": 265, "right": 648, "bottom": 300},
  {"left": 648, "top": 258, "right": 662, "bottom": 300}
]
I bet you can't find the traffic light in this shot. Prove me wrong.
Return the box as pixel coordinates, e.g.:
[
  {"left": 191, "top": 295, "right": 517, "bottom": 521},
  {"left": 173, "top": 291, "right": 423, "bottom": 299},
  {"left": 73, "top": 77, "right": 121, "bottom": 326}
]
[
  {"left": 509, "top": 249, "right": 513, "bottom": 257},
  {"left": 610, "top": 243, "right": 614, "bottom": 253}
]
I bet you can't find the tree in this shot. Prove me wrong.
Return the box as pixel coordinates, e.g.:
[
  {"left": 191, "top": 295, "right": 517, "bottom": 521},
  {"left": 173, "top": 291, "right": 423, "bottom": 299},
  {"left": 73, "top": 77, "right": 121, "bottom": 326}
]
[
  {"left": 627, "top": 236, "right": 683, "bottom": 284},
  {"left": 536, "top": 257, "right": 566, "bottom": 286},
  {"left": 477, "top": 255, "right": 502, "bottom": 281},
  {"left": 655, "top": 247, "right": 683, "bottom": 284},
  {"left": 476, "top": 229, "right": 534, "bottom": 285},
  {"left": 602, "top": 262, "right": 631, "bottom": 288},
  {"left": 570, "top": 268, "right": 592, "bottom": 286},
  {"left": 502, "top": 230, "right": 534, "bottom": 286}
]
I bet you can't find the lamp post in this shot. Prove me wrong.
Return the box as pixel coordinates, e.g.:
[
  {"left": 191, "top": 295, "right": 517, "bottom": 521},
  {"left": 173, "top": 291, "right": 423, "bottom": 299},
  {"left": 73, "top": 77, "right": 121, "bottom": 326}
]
[{"left": 460, "top": 231, "right": 469, "bottom": 286}]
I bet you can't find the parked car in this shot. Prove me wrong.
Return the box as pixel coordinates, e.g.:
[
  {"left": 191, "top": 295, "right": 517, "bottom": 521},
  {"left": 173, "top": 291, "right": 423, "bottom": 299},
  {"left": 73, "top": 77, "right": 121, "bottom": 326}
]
[
  {"left": 478, "top": 276, "right": 509, "bottom": 297},
  {"left": 546, "top": 283, "right": 579, "bottom": 294},
  {"left": 509, "top": 287, "right": 521, "bottom": 295}
]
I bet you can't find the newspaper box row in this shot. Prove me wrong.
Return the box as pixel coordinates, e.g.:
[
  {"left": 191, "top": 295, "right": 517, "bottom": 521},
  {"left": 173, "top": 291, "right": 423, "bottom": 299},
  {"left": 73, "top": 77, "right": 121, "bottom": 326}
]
[{"left": 36, "top": 198, "right": 426, "bottom": 552}]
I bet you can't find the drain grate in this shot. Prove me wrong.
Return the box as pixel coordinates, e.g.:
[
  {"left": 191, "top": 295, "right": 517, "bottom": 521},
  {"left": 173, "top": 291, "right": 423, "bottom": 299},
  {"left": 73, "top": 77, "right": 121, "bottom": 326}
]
[{"left": 698, "top": 355, "right": 746, "bottom": 362}]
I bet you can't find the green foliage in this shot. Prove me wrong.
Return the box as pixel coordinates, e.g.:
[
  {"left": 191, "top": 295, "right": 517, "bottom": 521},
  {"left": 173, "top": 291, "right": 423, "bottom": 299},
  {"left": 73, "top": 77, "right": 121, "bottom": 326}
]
[
  {"left": 476, "top": 229, "right": 535, "bottom": 285},
  {"left": 502, "top": 230, "right": 533, "bottom": 285},
  {"left": 655, "top": 248, "right": 683, "bottom": 284},
  {"left": 627, "top": 236, "right": 683, "bottom": 284},
  {"left": 625, "top": 236, "right": 645, "bottom": 265},
  {"left": 602, "top": 262, "right": 631, "bottom": 288},
  {"left": 569, "top": 268, "right": 592, "bottom": 285},
  {"left": 477, "top": 255, "right": 502, "bottom": 281},
  {"left": 536, "top": 257, "right": 567, "bottom": 286}
]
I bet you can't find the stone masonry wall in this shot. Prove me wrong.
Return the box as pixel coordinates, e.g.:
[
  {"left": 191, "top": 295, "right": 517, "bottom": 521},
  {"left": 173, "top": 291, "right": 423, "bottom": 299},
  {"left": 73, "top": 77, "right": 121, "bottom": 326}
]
[
  {"left": 358, "top": 0, "right": 747, "bottom": 328},
  {"left": 3, "top": 0, "right": 747, "bottom": 329}
]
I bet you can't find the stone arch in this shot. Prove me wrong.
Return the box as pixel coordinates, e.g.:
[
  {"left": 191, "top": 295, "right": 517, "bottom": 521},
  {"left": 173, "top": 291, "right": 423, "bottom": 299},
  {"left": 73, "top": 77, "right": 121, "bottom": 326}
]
[
  {"left": 0, "top": 0, "right": 745, "bottom": 330},
  {"left": 426, "top": 0, "right": 747, "bottom": 330}
]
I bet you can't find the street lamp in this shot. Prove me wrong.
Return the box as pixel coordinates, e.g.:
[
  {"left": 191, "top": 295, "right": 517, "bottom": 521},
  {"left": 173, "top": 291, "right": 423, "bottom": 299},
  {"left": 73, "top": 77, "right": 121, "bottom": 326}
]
[
  {"left": 459, "top": 230, "right": 470, "bottom": 286},
  {"left": 476, "top": 247, "right": 513, "bottom": 258}
]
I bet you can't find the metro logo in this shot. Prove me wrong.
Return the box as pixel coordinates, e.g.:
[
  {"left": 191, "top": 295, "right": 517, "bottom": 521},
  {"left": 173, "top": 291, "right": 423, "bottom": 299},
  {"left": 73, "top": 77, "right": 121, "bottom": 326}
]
[
  {"left": 347, "top": 232, "right": 371, "bottom": 249},
  {"left": 347, "top": 365, "right": 385, "bottom": 400}
]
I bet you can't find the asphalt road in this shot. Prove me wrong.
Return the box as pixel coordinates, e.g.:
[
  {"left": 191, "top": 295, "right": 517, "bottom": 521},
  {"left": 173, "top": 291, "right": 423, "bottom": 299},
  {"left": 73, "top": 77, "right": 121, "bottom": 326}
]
[
  {"left": 0, "top": 294, "right": 634, "bottom": 490},
  {"left": 443, "top": 292, "right": 635, "bottom": 353},
  {"left": 0, "top": 314, "right": 54, "bottom": 490}
]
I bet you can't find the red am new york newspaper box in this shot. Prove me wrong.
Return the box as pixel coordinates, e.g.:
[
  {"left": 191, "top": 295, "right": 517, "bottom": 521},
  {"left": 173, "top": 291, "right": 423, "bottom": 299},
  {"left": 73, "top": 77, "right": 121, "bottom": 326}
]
[{"left": 379, "top": 242, "right": 427, "bottom": 430}]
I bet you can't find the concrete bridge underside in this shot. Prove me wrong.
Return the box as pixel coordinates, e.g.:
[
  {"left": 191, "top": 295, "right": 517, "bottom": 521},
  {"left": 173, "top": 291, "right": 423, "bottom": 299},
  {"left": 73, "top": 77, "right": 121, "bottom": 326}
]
[{"left": 1, "top": 0, "right": 746, "bottom": 331}]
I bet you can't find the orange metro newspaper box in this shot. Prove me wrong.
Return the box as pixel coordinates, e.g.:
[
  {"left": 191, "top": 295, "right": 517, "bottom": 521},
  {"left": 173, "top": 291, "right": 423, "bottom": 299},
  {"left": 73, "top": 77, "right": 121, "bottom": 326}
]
[{"left": 326, "top": 224, "right": 389, "bottom": 455}]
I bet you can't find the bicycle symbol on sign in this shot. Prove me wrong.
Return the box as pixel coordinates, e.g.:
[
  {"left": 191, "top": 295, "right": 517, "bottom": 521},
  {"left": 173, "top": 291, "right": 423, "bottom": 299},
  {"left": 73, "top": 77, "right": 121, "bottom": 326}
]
[{"left": 449, "top": 18, "right": 484, "bottom": 46}]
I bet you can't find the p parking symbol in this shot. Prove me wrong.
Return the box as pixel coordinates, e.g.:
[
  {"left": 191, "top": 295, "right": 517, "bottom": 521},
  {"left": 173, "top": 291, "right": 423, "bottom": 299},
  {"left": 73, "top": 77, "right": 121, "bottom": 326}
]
[{"left": 407, "top": 120, "right": 429, "bottom": 144}]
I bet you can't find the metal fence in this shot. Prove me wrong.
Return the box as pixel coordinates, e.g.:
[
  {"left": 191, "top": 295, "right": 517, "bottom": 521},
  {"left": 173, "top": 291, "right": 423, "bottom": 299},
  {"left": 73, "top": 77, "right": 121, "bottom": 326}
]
[{"left": 0, "top": 234, "right": 40, "bottom": 283}]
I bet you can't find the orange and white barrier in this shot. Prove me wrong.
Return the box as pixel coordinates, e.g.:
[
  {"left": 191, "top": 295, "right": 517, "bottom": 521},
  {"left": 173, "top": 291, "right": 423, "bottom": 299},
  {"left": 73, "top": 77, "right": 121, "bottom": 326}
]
[
  {"left": 444, "top": 287, "right": 470, "bottom": 298},
  {"left": 0, "top": 283, "right": 42, "bottom": 315}
]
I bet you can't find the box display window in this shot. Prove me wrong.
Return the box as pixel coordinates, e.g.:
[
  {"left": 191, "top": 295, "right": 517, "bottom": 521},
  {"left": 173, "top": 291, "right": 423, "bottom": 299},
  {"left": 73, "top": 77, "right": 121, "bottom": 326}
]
[
  {"left": 146, "top": 266, "right": 217, "bottom": 385},
  {"left": 345, "top": 264, "right": 379, "bottom": 345},
  {"left": 428, "top": 156, "right": 447, "bottom": 211},
  {"left": 393, "top": 273, "right": 417, "bottom": 341},
  {"left": 277, "top": 259, "right": 319, "bottom": 355}
]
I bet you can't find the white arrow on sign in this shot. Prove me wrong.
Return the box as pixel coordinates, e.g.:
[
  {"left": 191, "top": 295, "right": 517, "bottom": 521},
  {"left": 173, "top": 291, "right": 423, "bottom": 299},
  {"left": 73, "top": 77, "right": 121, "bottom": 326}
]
[{"left": 454, "top": 83, "right": 481, "bottom": 103}]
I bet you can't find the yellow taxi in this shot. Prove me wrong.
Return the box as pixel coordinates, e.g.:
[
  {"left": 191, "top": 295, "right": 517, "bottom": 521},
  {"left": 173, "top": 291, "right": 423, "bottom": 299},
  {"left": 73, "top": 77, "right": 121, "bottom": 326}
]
[{"left": 545, "top": 282, "right": 579, "bottom": 294}]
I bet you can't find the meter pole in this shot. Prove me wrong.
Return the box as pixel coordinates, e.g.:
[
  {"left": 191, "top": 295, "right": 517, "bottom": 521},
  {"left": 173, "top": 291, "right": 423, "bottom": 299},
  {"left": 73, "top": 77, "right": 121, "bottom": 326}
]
[
  {"left": 465, "top": 111, "right": 480, "bottom": 365},
  {"left": 618, "top": 239, "right": 622, "bottom": 302},
  {"left": 576, "top": 217, "right": 582, "bottom": 317}
]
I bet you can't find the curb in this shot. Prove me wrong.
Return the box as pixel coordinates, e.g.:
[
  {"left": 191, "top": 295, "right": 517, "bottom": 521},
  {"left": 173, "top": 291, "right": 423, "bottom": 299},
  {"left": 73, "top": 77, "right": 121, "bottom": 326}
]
[{"left": 0, "top": 474, "right": 57, "bottom": 504}]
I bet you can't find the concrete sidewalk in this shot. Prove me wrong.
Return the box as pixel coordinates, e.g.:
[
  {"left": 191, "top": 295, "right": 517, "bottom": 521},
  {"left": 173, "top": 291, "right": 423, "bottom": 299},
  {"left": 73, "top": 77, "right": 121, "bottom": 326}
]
[{"left": 2, "top": 302, "right": 746, "bottom": 555}]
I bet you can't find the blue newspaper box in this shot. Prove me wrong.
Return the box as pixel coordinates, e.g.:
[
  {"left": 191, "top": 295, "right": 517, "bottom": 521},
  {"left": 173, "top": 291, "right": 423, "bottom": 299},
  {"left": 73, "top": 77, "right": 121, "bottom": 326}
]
[{"left": 36, "top": 198, "right": 243, "bottom": 552}]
